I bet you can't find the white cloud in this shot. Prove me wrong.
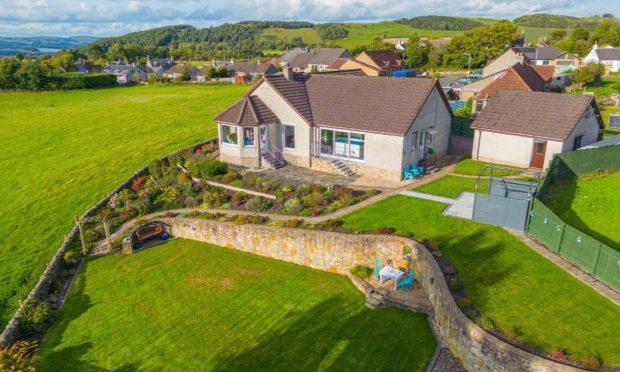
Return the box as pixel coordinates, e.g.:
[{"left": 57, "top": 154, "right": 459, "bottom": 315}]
[{"left": 0, "top": 0, "right": 615, "bottom": 36}]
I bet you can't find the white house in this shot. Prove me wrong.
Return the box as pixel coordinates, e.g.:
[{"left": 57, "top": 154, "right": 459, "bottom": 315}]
[
  {"left": 214, "top": 69, "right": 453, "bottom": 181},
  {"left": 280, "top": 48, "right": 353, "bottom": 73},
  {"left": 102, "top": 61, "right": 146, "bottom": 84},
  {"left": 471, "top": 91, "right": 603, "bottom": 169},
  {"left": 584, "top": 43, "right": 620, "bottom": 72}
]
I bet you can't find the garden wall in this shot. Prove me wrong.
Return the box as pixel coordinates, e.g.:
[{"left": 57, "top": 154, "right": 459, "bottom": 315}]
[
  {"left": 164, "top": 218, "right": 581, "bottom": 372},
  {"left": 0, "top": 139, "right": 218, "bottom": 348}
]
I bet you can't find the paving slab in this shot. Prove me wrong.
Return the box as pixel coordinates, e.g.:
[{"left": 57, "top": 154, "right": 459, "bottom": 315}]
[
  {"left": 399, "top": 191, "right": 456, "bottom": 205},
  {"left": 442, "top": 192, "right": 474, "bottom": 220}
]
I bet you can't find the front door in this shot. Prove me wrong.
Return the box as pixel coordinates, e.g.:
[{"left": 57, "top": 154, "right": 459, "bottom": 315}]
[
  {"left": 530, "top": 140, "right": 547, "bottom": 169},
  {"left": 418, "top": 131, "right": 426, "bottom": 161},
  {"left": 259, "top": 125, "right": 268, "bottom": 150}
]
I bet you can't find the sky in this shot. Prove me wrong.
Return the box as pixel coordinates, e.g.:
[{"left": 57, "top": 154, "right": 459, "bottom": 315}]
[{"left": 0, "top": 0, "right": 619, "bottom": 37}]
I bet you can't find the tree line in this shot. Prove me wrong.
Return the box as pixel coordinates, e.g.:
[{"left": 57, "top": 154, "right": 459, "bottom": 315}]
[{"left": 396, "top": 16, "right": 483, "bottom": 31}]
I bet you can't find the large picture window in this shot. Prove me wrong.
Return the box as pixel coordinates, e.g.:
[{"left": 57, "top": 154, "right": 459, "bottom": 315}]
[
  {"left": 319, "top": 128, "right": 365, "bottom": 161},
  {"left": 243, "top": 127, "right": 255, "bottom": 146},
  {"left": 283, "top": 124, "right": 295, "bottom": 149},
  {"left": 221, "top": 125, "right": 237, "bottom": 145}
]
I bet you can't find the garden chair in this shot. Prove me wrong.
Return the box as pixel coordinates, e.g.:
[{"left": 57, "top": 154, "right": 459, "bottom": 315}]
[
  {"left": 398, "top": 259, "right": 410, "bottom": 273},
  {"left": 374, "top": 258, "right": 383, "bottom": 280},
  {"left": 386, "top": 259, "right": 394, "bottom": 267},
  {"left": 398, "top": 271, "right": 415, "bottom": 291}
]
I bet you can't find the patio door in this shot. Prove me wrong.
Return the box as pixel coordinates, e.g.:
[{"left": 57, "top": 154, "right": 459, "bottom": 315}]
[
  {"left": 530, "top": 140, "right": 547, "bottom": 169},
  {"left": 259, "top": 125, "right": 268, "bottom": 150}
]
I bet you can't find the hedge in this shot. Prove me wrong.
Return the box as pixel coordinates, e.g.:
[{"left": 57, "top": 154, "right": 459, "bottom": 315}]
[{"left": 61, "top": 73, "right": 117, "bottom": 90}]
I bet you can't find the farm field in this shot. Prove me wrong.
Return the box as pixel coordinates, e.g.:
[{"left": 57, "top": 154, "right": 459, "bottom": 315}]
[
  {"left": 0, "top": 84, "right": 248, "bottom": 329},
  {"left": 259, "top": 21, "right": 558, "bottom": 53},
  {"left": 340, "top": 188, "right": 620, "bottom": 366},
  {"left": 38, "top": 239, "right": 436, "bottom": 371},
  {"left": 544, "top": 171, "right": 620, "bottom": 250}
]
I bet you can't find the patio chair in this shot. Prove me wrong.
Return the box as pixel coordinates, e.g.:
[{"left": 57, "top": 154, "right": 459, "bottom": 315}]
[
  {"left": 374, "top": 258, "right": 383, "bottom": 280},
  {"left": 386, "top": 259, "right": 394, "bottom": 267},
  {"left": 398, "top": 259, "right": 410, "bottom": 272},
  {"left": 398, "top": 271, "right": 415, "bottom": 291}
]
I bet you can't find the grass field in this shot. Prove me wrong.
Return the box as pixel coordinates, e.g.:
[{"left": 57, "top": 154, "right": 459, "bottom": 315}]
[
  {"left": 260, "top": 21, "right": 558, "bottom": 53},
  {"left": 544, "top": 171, "right": 620, "bottom": 250},
  {"left": 340, "top": 185, "right": 620, "bottom": 365},
  {"left": 38, "top": 239, "right": 436, "bottom": 371},
  {"left": 0, "top": 84, "right": 248, "bottom": 328}
]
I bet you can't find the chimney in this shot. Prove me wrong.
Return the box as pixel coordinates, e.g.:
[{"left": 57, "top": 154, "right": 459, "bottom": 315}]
[{"left": 282, "top": 66, "right": 292, "bottom": 81}]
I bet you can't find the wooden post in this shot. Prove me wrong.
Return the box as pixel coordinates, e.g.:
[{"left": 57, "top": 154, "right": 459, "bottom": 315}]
[
  {"left": 75, "top": 216, "right": 87, "bottom": 256},
  {"left": 103, "top": 219, "right": 112, "bottom": 254}
]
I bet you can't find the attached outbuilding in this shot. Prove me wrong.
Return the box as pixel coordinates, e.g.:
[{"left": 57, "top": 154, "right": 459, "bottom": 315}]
[{"left": 471, "top": 91, "right": 603, "bottom": 169}]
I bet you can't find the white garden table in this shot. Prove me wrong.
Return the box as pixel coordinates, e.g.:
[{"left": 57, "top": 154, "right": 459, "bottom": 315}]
[{"left": 379, "top": 266, "right": 404, "bottom": 290}]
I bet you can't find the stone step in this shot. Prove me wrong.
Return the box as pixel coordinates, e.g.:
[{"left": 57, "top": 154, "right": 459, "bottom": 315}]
[
  {"left": 364, "top": 302, "right": 377, "bottom": 310},
  {"left": 375, "top": 288, "right": 389, "bottom": 296},
  {"left": 365, "top": 297, "right": 382, "bottom": 307},
  {"left": 369, "top": 292, "right": 384, "bottom": 302}
]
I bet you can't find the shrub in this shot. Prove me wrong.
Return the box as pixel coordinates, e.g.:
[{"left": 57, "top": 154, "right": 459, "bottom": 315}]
[
  {"left": 376, "top": 227, "right": 395, "bottom": 234},
  {"left": 456, "top": 298, "right": 472, "bottom": 309},
  {"left": 234, "top": 215, "right": 251, "bottom": 225},
  {"left": 202, "top": 187, "right": 229, "bottom": 208},
  {"left": 220, "top": 169, "right": 240, "bottom": 183},
  {"left": 201, "top": 142, "right": 218, "bottom": 154},
  {"left": 177, "top": 172, "right": 191, "bottom": 185},
  {"left": 448, "top": 277, "right": 464, "bottom": 291},
  {"left": 578, "top": 355, "right": 601, "bottom": 370},
  {"left": 550, "top": 349, "right": 570, "bottom": 363},
  {"left": 61, "top": 72, "right": 116, "bottom": 89},
  {"left": 281, "top": 184, "right": 294, "bottom": 193},
  {"left": 245, "top": 196, "right": 272, "bottom": 212},
  {"left": 302, "top": 191, "right": 325, "bottom": 207},
  {"left": 0, "top": 340, "right": 37, "bottom": 372},
  {"left": 190, "top": 159, "right": 228, "bottom": 179},
  {"left": 350, "top": 264, "right": 372, "bottom": 279},
  {"left": 20, "top": 299, "right": 53, "bottom": 336},
  {"left": 63, "top": 251, "right": 78, "bottom": 266},
  {"left": 285, "top": 219, "right": 302, "bottom": 228},
  {"left": 402, "top": 245, "right": 412, "bottom": 255},
  {"left": 268, "top": 220, "right": 285, "bottom": 227},
  {"left": 262, "top": 178, "right": 281, "bottom": 192},
  {"left": 230, "top": 180, "right": 243, "bottom": 188},
  {"left": 475, "top": 315, "right": 495, "bottom": 331},
  {"left": 299, "top": 208, "right": 313, "bottom": 217},
  {"left": 316, "top": 219, "right": 343, "bottom": 231},
  {"left": 131, "top": 176, "right": 147, "bottom": 192},
  {"left": 249, "top": 215, "right": 267, "bottom": 224},
  {"left": 365, "top": 189, "right": 380, "bottom": 197},
  {"left": 231, "top": 191, "right": 248, "bottom": 207},
  {"left": 154, "top": 186, "right": 182, "bottom": 210},
  {"left": 334, "top": 187, "right": 354, "bottom": 200},
  {"left": 284, "top": 198, "right": 302, "bottom": 214}
]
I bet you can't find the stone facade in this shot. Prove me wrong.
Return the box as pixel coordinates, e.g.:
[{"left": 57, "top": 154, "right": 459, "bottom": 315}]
[{"left": 163, "top": 218, "right": 582, "bottom": 372}]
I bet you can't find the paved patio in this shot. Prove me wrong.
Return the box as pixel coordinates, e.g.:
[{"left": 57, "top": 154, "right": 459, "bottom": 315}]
[{"left": 250, "top": 165, "right": 356, "bottom": 187}]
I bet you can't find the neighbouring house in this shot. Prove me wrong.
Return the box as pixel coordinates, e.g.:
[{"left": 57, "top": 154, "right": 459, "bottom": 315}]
[
  {"left": 162, "top": 63, "right": 204, "bottom": 81},
  {"left": 483, "top": 48, "right": 579, "bottom": 78},
  {"left": 212, "top": 59, "right": 235, "bottom": 69},
  {"left": 326, "top": 50, "right": 406, "bottom": 77},
  {"left": 102, "top": 61, "right": 146, "bottom": 84},
  {"left": 231, "top": 61, "right": 278, "bottom": 82},
  {"left": 460, "top": 63, "right": 548, "bottom": 112},
  {"left": 73, "top": 58, "right": 101, "bottom": 74},
  {"left": 214, "top": 69, "right": 453, "bottom": 181},
  {"left": 584, "top": 44, "right": 620, "bottom": 72},
  {"left": 280, "top": 48, "right": 353, "bottom": 73},
  {"left": 471, "top": 91, "right": 603, "bottom": 169},
  {"left": 146, "top": 56, "right": 175, "bottom": 72}
]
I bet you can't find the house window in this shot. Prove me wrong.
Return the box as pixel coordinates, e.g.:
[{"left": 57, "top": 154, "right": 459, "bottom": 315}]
[
  {"left": 542, "top": 60, "right": 550, "bottom": 65},
  {"left": 221, "top": 125, "right": 237, "bottom": 145},
  {"left": 411, "top": 132, "right": 417, "bottom": 150},
  {"left": 536, "top": 142, "right": 545, "bottom": 153},
  {"left": 243, "top": 127, "right": 255, "bottom": 146},
  {"left": 573, "top": 135, "right": 584, "bottom": 150},
  {"left": 319, "top": 128, "right": 365, "bottom": 161},
  {"left": 283, "top": 124, "right": 295, "bottom": 149}
]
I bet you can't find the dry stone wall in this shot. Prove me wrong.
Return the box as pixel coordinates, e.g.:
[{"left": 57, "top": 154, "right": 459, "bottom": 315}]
[{"left": 163, "top": 218, "right": 582, "bottom": 372}]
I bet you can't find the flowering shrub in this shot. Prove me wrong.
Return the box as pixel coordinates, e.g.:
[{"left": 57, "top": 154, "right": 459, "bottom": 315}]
[{"left": 550, "top": 349, "right": 570, "bottom": 363}]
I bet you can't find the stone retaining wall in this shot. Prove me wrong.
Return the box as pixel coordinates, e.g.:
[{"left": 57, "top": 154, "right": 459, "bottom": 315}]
[
  {"left": 0, "top": 139, "right": 218, "bottom": 348},
  {"left": 163, "top": 218, "right": 582, "bottom": 372}
]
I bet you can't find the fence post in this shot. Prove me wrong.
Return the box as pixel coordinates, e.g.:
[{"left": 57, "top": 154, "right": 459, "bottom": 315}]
[
  {"left": 591, "top": 243, "right": 603, "bottom": 276},
  {"left": 75, "top": 216, "right": 87, "bottom": 256},
  {"left": 103, "top": 219, "right": 112, "bottom": 254},
  {"left": 556, "top": 222, "right": 567, "bottom": 254}
]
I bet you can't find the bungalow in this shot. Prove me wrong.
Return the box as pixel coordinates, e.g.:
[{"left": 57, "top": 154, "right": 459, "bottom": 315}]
[
  {"left": 471, "top": 91, "right": 603, "bottom": 169},
  {"left": 328, "top": 50, "right": 406, "bottom": 77},
  {"left": 461, "top": 63, "right": 548, "bottom": 112},
  {"left": 280, "top": 48, "right": 353, "bottom": 73},
  {"left": 584, "top": 44, "right": 620, "bottom": 72},
  {"left": 214, "top": 69, "right": 453, "bottom": 181},
  {"left": 162, "top": 63, "right": 204, "bottom": 81},
  {"left": 483, "top": 47, "right": 579, "bottom": 78},
  {"left": 231, "top": 61, "right": 278, "bottom": 82},
  {"left": 102, "top": 61, "right": 146, "bottom": 84}
]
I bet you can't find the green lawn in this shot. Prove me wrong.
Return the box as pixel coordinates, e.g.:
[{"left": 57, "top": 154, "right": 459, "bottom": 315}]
[
  {"left": 454, "top": 159, "right": 524, "bottom": 177},
  {"left": 544, "top": 171, "right": 620, "bottom": 250},
  {"left": 38, "top": 239, "right": 436, "bottom": 371},
  {"left": 340, "top": 193, "right": 620, "bottom": 365},
  {"left": 414, "top": 175, "right": 489, "bottom": 198},
  {"left": 0, "top": 84, "right": 248, "bottom": 328}
]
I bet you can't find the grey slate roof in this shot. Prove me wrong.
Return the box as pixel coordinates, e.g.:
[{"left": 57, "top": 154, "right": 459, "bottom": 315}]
[
  {"left": 595, "top": 48, "right": 620, "bottom": 61},
  {"left": 282, "top": 48, "right": 352, "bottom": 69},
  {"left": 512, "top": 47, "right": 565, "bottom": 61},
  {"left": 471, "top": 91, "right": 601, "bottom": 141}
]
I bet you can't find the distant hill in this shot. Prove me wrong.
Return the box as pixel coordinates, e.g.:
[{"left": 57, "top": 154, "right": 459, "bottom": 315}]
[
  {"left": 514, "top": 14, "right": 606, "bottom": 30},
  {"left": 0, "top": 36, "right": 98, "bottom": 56},
  {"left": 395, "top": 16, "right": 483, "bottom": 31}
]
